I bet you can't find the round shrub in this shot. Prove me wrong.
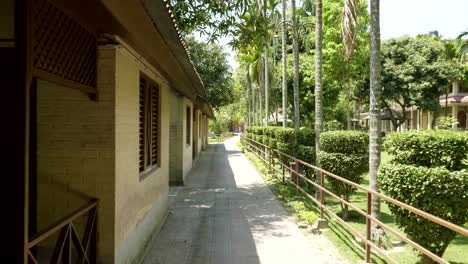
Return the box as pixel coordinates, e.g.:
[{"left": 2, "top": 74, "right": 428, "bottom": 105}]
[
  {"left": 318, "top": 151, "right": 368, "bottom": 218},
  {"left": 257, "top": 127, "right": 265, "bottom": 135},
  {"left": 318, "top": 130, "right": 369, "bottom": 220},
  {"left": 380, "top": 164, "right": 468, "bottom": 261},
  {"left": 297, "top": 145, "right": 315, "bottom": 165},
  {"left": 320, "top": 130, "right": 368, "bottom": 155},
  {"left": 275, "top": 128, "right": 295, "bottom": 146},
  {"left": 297, "top": 145, "right": 316, "bottom": 181},
  {"left": 383, "top": 130, "right": 468, "bottom": 171},
  {"left": 268, "top": 138, "right": 277, "bottom": 150},
  {"left": 297, "top": 127, "right": 315, "bottom": 147}
]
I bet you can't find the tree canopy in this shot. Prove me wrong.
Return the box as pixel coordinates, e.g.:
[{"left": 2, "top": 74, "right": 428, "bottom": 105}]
[
  {"left": 380, "top": 36, "right": 454, "bottom": 128},
  {"left": 185, "top": 36, "right": 234, "bottom": 109}
]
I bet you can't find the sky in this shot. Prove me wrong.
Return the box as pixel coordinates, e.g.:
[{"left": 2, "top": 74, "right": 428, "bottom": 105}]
[{"left": 219, "top": 0, "right": 468, "bottom": 71}]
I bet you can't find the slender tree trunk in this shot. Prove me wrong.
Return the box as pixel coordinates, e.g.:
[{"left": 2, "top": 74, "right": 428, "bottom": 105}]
[
  {"left": 253, "top": 84, "right": 257, "bottom": 125},
  {"left": 292, "top": 0, "right": 300, "bottom": 135},
  {"left": 247, "top": 67, "right": 252, "bottom": 127},
  {"left": 282, "top": 0, "right": 288, "bottom": 128},
  {"left": 265, "top": 49, "right": 269, "bottom": 126},
  {"left": 315, "top": 0, "right": 323, "bottom": 197},
  {"left": 259, "top": 75, "right": 263, "bottom": 126},
  {"left": 369, "top": 0, "right": 382, "bottom": 222}
]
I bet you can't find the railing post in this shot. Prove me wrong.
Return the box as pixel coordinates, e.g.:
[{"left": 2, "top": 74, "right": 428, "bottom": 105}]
[
  {"left": 282, "top": 161, "right": 285, "bottom": 183},
  {"left": 270, "top": 148, "right": 275, "bottom": 175},
  {"left": 289, "top": 161, "right": 299, "bottom": 193},
  {"left": 296, "top": 162, "right": 300, "bottom": 192},
  {"left": 366, "top": 192, "right": 372, "bottom": 263},
  {"left": 320, "top": 172, "right": 324, "bottom": 219}
]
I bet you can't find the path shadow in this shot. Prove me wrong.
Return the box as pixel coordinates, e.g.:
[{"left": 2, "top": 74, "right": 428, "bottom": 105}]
[{"left": 143, "top": 142, "right": 264, "bottom": 264}]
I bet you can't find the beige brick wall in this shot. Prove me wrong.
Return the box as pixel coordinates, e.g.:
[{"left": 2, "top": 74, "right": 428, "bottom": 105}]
[
  {"left": 36, "top": 44, "right": 173, "bottom": 263},
  {"left": 113, "top": 46, "right": 170, "bottom": 262},
  {"left": 36, "top": 45, "right": 117, "bottom": 260}
]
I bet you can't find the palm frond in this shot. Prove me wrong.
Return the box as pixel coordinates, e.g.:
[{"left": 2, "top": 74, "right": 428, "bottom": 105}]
[
  {"left": 456, "top": 30, "right": 468, "bottom": 62},
  {"left": 341, "top": 0, "right": 359, "bottom": 59}
]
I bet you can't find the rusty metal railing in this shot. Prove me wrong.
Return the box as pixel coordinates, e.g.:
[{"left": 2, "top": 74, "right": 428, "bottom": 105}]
[
  {"left": 245, "top": 137, "right": 468, "bottom": 264},
  {"left": 27, "top": 199, "right": 99, "bottom": 264}
]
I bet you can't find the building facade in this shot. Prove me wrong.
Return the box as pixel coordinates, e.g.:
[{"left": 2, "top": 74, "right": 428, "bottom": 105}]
[
  {"left": 359, "top": 81, "right": 468, "bottom": 132},
  {"left": 2, "top": 0, "right": 212, "bottom": 263}
]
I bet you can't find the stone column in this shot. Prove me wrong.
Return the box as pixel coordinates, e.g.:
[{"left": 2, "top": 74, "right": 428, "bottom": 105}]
[{"left": 452, "top": 105, "right": 459, "bottom": 129}]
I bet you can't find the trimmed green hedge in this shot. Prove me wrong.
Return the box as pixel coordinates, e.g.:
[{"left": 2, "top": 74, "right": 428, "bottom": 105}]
[
  {"left": 318, "top": 152, "right": 368, "bottom": 214},
  {"left": 247, "top": 126, "right": 317, "bottom": 167},
  {"left": 318, "top": 130, "right": 369, "bottom": 219},
  {"left": 297, "top": 127, "right": 315, "bottom": 146},
  {"left": 274, "top": 127, "right": 296, "bottom": 146},
  {"left": 383, "top": 130, "right": 468, "bottom": 170},
  {"left": 380, "top": 164, "right": 468, "bottom": 260},
  {"left": 320, "top": 130, "right": 368, "bottom": 155}
]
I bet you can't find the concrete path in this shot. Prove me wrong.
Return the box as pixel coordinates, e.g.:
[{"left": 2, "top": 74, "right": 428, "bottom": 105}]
[{"left": 142, "top": 136, "right": 347, "bottom": 264}]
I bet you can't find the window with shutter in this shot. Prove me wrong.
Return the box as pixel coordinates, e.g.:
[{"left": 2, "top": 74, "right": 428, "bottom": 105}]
[
  {"left": 139, "top": 75, "right": 160, "bottom": 178},
  {"left": 199, "top": 113, "right": 202, "bottom": 138},
  {"left": 186, "top": 106, "right": 191, "bottom": 146}
]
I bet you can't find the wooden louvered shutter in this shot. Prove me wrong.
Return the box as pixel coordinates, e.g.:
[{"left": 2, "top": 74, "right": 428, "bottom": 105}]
[
  {"left": 199, "top": 113, "right": 202, "bottom": 138},
  {"left": 139, "top": 78, "right": 146, "bottom": 173},
  {"left": 150, "top": 84, "right": 160, "bottom": 166},
  {"left": 139, "top": 76, "right": 160, "bottom": 176},
  {"left": 186, "top": 107, "right": 191, "bottom": 145}
]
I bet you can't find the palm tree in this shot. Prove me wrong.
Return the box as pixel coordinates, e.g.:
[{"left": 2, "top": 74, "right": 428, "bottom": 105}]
[
  {"left": 263, "top": 0, "right": 269, "bottom": 127},
  {"left": 291, "top": 0, "right": 300, "bottom": 134},
  {"left": 456, "top": 30, "right": 468, "bottom": 62},
  {"left": 369, "top": 0, "right": 386, "bottom": 244},
  {"left": 281, "top": 0, "right": 288, "bottom": 128},
  {"left": 314, "top": 0, "right": 323, "bottom": 193},
  {"left": 246, "top": 65, "right": 253, "bottom": 126}
]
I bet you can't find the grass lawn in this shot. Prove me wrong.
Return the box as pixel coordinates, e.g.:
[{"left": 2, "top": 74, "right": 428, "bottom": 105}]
[
  {"left": 243, "top": 144, "right": 468, "bottom": 264},
  {"left": 323, "top": 152, "right": 468, "bottom": 264},
  {"left": 208, "top": 132, "right": 234, "bottom": 143}
]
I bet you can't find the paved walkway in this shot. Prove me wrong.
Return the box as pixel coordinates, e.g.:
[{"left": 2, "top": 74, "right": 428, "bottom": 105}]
[{"left": 142, "top": 136, "right": 347, "bottom": 264}]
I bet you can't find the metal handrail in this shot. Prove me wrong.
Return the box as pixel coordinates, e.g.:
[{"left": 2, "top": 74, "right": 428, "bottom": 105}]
[
  {"left": 27, "top": 199, "right": 99, "bottom": 264},
  {"left": 245, "top": 137, "right": 467, "bottom": 264}
]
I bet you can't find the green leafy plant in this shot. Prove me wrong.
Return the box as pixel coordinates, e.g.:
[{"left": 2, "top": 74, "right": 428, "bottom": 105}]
[
  {"left": 297, "top": 127, "right": 315, "bottom": 147},
  {"left": 436, "top": 116, "right": 459, "bottom": 130},
  {"left": 320, "top": 130, "right": 368, "bottom": 155},
  {"left": 318, "top": 151, "right": 368, "bottom": 220},
  {"left": 383, "top": 130, "right": 468, "bottom": 170},
  {"left": 318, "top": 131, "right": 369, "bottom": 220},
  {"left": 380, "top": 164, "right": 468, "bottom": 263}
]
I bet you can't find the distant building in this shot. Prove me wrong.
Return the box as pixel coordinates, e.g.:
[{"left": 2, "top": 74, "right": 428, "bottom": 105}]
[{"left": 359, "top": 81, "right": 468, "bottom": 132}]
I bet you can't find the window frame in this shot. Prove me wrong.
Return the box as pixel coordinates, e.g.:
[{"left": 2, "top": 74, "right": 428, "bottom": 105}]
[
  {"left": 139, "top": 74, "right": 161, "bottom": 180},
  {"left": 186, "top": 106, "right": 191, "bottom": 147}
]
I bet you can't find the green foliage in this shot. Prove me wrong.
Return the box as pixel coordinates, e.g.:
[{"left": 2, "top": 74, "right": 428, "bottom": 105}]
[
  {"left": 320, "top": 130, "right": 368, "bottom": 155},
  {"left": 289, "top": 201, "right": 319, "bottom": 224},
  {"left": 318, "top": 152, "right": 368, "bottom": 199},
  {"left": 274, "top": 128, "right": 296, "bottom": 146},
  {"left": 186, "top": 37, "right": 234, "bottom": 109},
  {"left": 380, "top": 164, "right": 468, "bottom": 258},
  {"left": 170, "top": 0, "right": 247, "bottom": 38},
  {"left": 323, "top": 120, "right": 344, "bottom": 131},
  {"left": 436, "top": 116, "right": 459, "bottom": 130},
  {"left": 209, "top": 118, "right": 228, "bottom": 134},
  {"left": 383, "top": 130, "right": 468, "bottom": 171},
  {"left": 318, "top": 130, "right": 369, "bottom": 219},
  {"left": 297, "top": 127, "right": 315, "bottom": 146},
  {"left": 296, "top": 145, "right": 315, "bottom": 165}
]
